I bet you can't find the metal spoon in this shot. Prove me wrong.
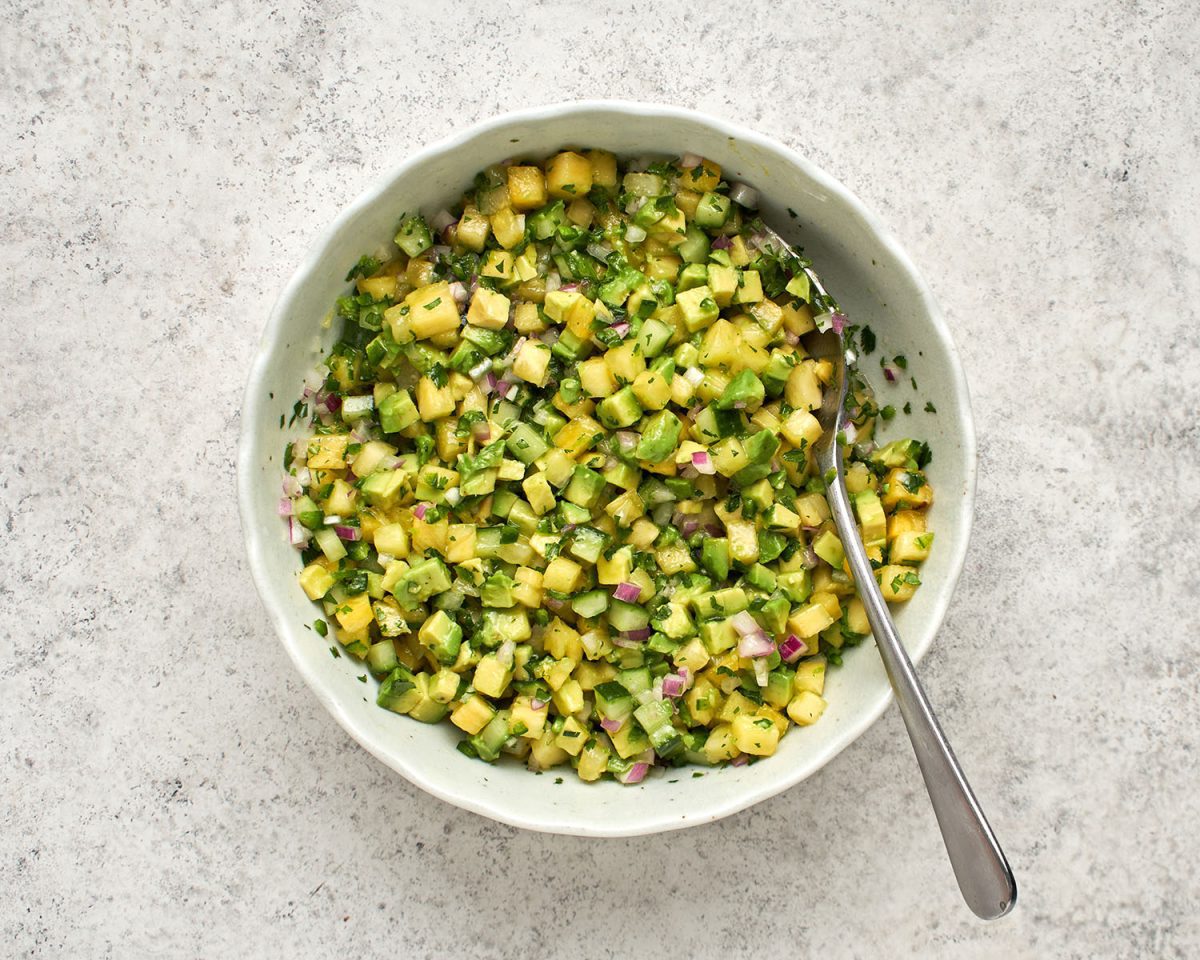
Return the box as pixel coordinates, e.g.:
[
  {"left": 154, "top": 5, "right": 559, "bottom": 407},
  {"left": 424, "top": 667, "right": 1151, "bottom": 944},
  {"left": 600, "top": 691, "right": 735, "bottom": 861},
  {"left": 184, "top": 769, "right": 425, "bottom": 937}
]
[{"left": 762, "top": 225, "right": 1017, "bottom": 920}]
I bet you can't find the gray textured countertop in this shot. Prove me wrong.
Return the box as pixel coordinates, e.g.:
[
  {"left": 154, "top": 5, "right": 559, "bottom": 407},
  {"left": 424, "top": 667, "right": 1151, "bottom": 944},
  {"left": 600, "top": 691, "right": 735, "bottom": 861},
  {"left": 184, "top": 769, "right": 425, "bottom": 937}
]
[{"left": 3, "top": 1, "right": 1197, "bottom": 956}]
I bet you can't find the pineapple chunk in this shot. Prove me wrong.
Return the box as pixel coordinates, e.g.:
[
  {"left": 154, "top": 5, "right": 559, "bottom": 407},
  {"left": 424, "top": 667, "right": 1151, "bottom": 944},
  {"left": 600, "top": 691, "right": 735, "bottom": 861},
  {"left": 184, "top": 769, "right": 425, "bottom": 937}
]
[
  {"left": 506, "top": 165, "right": 547, "bottom": 210},
  {"left": 578, "top": 357, "right": 617, "bottom": 398},
  {"left": 732, "top": 714, "right": 781, "bottom": 756},
  {"left": 298, "top": 563, "right": 334, "bottom": 600},
  {"left": 513, "top": 301, "right": 546, "bottom": 333},
  {"left": 405, "top": 281, "right": 461, "bottom": 340},
  {"left": 787, "top": 690, "right": 827, "bottom": 726},
  {"left": 512, "top": 341, "right": 552, "bottom": 388},
  {"left": 543, "top": 556, "right": 583, "bottom": 593},
  {"left": 490, "top": 207, "right": 526, "bottom": 249},
  {"left": 466, "top": 287, "right": 511, "bottom": 329},
  {"left": 416, "top": 376, "right": 455, "bottom": 421},
  {"left": 455, "top": 204, "right": 490, "bottom": 252},
  {"left": 878, "top": 564, "right": 921, "bottom": 602},
  {"left": 335, "top": 593, "right": 374, "bottom": 633},
  {"left": 522, "top": 473, "right": 556, "bottom": 515},
  {"left": 546, "top": 151, "right": 593, "bottom": 199}
]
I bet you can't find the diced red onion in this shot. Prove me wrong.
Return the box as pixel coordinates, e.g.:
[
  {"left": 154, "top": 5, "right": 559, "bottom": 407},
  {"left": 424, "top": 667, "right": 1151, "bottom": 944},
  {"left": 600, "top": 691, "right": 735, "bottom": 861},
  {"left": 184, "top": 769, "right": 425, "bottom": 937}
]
[
  {"left": 783, "top": 330, "right": 800, "bottom": 346},
  {"left": 730, "top": 753, "right": 749, "bottom": 767},
  {"left": 711, "top": 235, "right": 732, "bottom": 250},
  {"left": 730, "top": 610, "right": 762, "bottom": 637},
  {"left": 278, "top": 497, "right": 293, "bottom": 517},
  {"left": 692, "top": 451, "right": 715, "bottom": 475},
  {"left": 753, "top": 658, "right": 770, "bottom": 687},
  {"left": 738, "top": 632, "right": 775, "bottom": 658},
  {"left": 479, "top": 372, "right": 497, "bottom": 396},
  {"left": 625, "top": 196, "right": 647, "bottom": 215},
  {"left": 288, "top": 517, "right": 309, "bottom": 546},
  {"left": 431, "top": 209, "right": 456, "bottom": 232},
  {"left": 413, "top": 503, "right": 429, "bottom": 520},
  {"left": 281, "top": 475, "right": 302, "bottom": 497},
  {"left": 334, "top": 525, "right": 361, "bottom": 541},
  {"left": 612, "top": 322, "right": 630, "bottom": 339},
  {"left": 295, "top": 467, "right": 311, "bottom": 487},
  {"left": 470, "top": 419, "right": 491, "bottom": 441},
  {"left": 559, "top": 282, "right": 580, "bottom": 293},
  {"left": 619, "top": 762, "right": 649, "bottom": 785},
  {"left": 495, "top": 380, "right": 511, "bottom": 397},
  {"left": 661, "top": 674, "right": 686, "bottom": 698},
  {"left": 678, "top": 152, "right": 702, "bottom": 169},
  {"left": 612, "top": 635, "right": 643, "bottom": 649},
  {"left": 677, "top": 666, "right": 690, "bottom": 684},
  {"left": 729, "top": 182, "right": 759, "bottom": 209},
  {"left": 883, "top": 365, "right": 898, "bottom": 383},
  {"left": 801, "top": 545, "right": 819, "bottom": 569},
  {"left": 599, "top": 716, "right": 623, "bottom": 733},
  {"left": 624, "top": 627, "right": 652, "bottom": 643},
  {"left": 778, "top": 634, "right": 809, "bottom": 663},
  {"left": 614, "top": 431, "right": 639, "bottom": 454},
  {"left": 831, "top": 312, "right": 847, "bottom": 335},
  {"left": 544, "top": 596, "right": 563, "bottom": 612},
  {"left": 430, "top": 244, "right": 451, "bottom": 259},
  {"left": 562, "top": 523, "right": 576, "bottom": 533},
  {"left": 444, "top": 486, "right": 461, "bottom": 506},
  {"left": 530, "top": 698, "right": 547, "bottom": 711},
  {"left": 842, "top": 422, "right": 858, "bottom": 444},
  {"left": 679, "top": 516, "right": 699, "bottom": 536},
  {"left": 497, "top": 640, "right": 516, "bottom": 667},
  {"left": 449, "top": 281, "right": 468, "bottom": 304},
  {"left": 350, "top": 422, "right": 371, "bottom": 443},
  {"left": 613, "top": 582, "right": 642, "bottom": 603},
  {"left": 323, "top": 515, "right": 342, "bottom": 525}
]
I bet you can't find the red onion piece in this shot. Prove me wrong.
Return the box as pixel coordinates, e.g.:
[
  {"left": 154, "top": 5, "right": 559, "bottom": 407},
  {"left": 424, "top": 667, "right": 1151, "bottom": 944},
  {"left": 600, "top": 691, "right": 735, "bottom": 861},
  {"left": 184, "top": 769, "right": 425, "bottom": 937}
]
[
  {"left": 613, "top": 582, "right": 642, "bottom": 603},
  {"left": 612, "top": 322, "right": 630, "bottom": 339},
  {"left": 471, "top": 419, "right": 491, "bottom": 442},
  {"left": 831, "top": 312, "right": 847, "bottom": 335},
  {"left": 431, "top": 209, "right": 456, "bottom": 232},
  {"left": 559, "top": 282, "right": 580, "bottom": 293},
  {"left": 288, "top": 517, "right": 309, "bottom": 546},
  {"left": 730, "top": 610, "right": 762, "bottom": 637},
  {"left": 692, "top": 451, "right": 715, "bottom": 475},
  {"left": 729, "top": 182, "right": 759, "bottom": 209},
  {"left": 711, "top": 235, "right": 732, "bottom": 250},
  {"left": 624, "top": 627, "right": 652, "bottom": 643},
  {"left": 778, "top": 634, "right": 809, "bottom": 663},
  {"left": 678, "top": 152, "right": 702, "bottom": 169},
  {"left": 614, "top": 431, "right": 639, "bottom": 454},
  {"left": 599, "top": 716, "right": 623, "bottom": 734},
  {"left": 449, "top": 280, "right": 468, "bottom": 304},
  {"left": 730, "top": 753, "right": 749, "bottom": 767},
  {"left": 281, "top": 475, "right": 302, "bottom": 497},
  {"left": 737, "top": 632, "right": 775, "bottom": 658},
  {"left": 413, "top": 503, "right": 429, "bottom": 520},
  {"left": 278, "top": 497, "right": 293, "bottom": 517},
  {"left": 661, "top": 674, "right": 686, "bottom": 698},
  {"left": 619, "top": 762, "right": 649, "bottom": 785},
  {"left": 333, "top": 525, "right": 360, "bottom": 542},
  {"left": 530, "top": 698, "right": 547, "bottom": 711},
  {"left": 883, "top": 365, "right": 898, "bottom": 383}
]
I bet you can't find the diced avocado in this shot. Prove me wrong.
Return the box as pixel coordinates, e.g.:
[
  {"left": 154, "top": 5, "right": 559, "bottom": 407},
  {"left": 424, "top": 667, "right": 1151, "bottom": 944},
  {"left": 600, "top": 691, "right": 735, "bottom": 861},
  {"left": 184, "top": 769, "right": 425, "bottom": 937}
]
[
  {"left": 692, "top": 586, "right": 748, "bottom": 618},
  {"left": 699, "top": 617, "right": 738, "bottom": 655},
  {"left": 459, "top": 467, "right": 497, "bottom": 497},
  {"left": 551, "top": 329, "right": 590, "bottom": 361},
  {"left": 594, "top": 681, "right": 635, "bottom": 721},
  {"left": 763, "top": 669, "right": 794, "bottom": 710},
  {"left": 742, "top": 428, "right": 781, "bottom": 465},
  {"left": 491, "top": 488, "right": 518, "bottom": 518},
  {"left": 468, "top": 712, "right": 511, "bottom": 762},
  {"left": 761, "top": 351, "right": 795, "bottom": 396},
  {"left": 855, "top": 490, "right": 887, "bottom": 546},
  {"left": 742, "top": 478, "right": 775, "bottom": 511},
  {"left": 603, "top": 458, "right": 640, "bottom": 491},
  {"left": 481, "top": 571, "right": 516, "bottom": 608},
  {"left": 715, "top": 368, "right": 765, "bottom": 411},
  {"left": 394, "top": 557, "right": 452, "bottom": 607},
  {"left": 813, "top": 530, "right": 845, "bottom": 569},
  {"left": 479, "top": 609, "right": 531, "bottom": 646},
  {"left": 407, "top": 675, "right": 451, "bottom": 723},
  {"left": 558, "top": 500, "right": 592, "bottom": 526},
  {"left": 871, "top": 438, "right": 924, "bottom": 468},
  {"left": 700, "top": 538, "right": 731, "bottom": 581},
  {"left": 360, "top": 469, "right": 404, "bottom": 508},
  {"left": 609, "top": 719, "right": 651, "bottom": 759},
  {"left": 418, "top": 609, "right": 463, "bottom": 664},
  {"left": 505, "top": 422, "right": 549, "bottom": 464},
  {"left": 757, "top": 530, "right": 787, "bottom": 564},
  {"left": 744, "top": 563, "right": 777, "bottom": 592},
  {"left": 377, "top": 666, "right": 419, "bottom": 714},
  {"left": 758, "top": 594, "right": 791, "bottom": 635},
  {"left": 564, "top": 465, "right": 607, "bottom": 509},
  {"left": 694, "top": 191, "right": 731, "bottom": 229},
  {"left": 655, "top": 601, "right": 695, "bottom": 639},
  {"left": 596, "top": 387, "right": 644, "bottom": 429},
  {"left": 635, "top": 411, "right": 682, "bottom": 462},
  {"left": 379, "top": 389, "right": 419, "bottom": 433},
  {"left": 663, "top": 477, "right": 695, "bottom": 500},
  {"left": 528, "top": 200, "right": 568, "bottom": 240},
  {"left": 778, "top": 570, "right": 813, "bottom": 604}
]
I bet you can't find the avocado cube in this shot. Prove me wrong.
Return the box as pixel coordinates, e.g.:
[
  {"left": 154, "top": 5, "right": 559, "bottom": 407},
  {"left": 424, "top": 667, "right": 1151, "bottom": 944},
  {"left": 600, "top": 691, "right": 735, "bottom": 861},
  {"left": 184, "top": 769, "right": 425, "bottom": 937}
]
[
  {"left": 715, "top": 368, "right": 765, "bottom": 412},
  {"left": 700, "top": 538, "right": 730, "bottom": 581},
  {"left": 596, "top": 387, "right": 644, "bottom": 429},
  {"left": 360, "top": 469, "right": 405, "bottom": 508},
  {"left": 634, "top": 411, "right": 682, "bottom": 462},
  {"left": 676, "top": 285, "right": 720, "bottom": 331},
  {"left": 564, "top": 465, "right": 606, "bottom": 509},
  {"left": 418, "top": 610, "right": 463, "bottom": 664},
  {"left": 379, "top": 389, "right": 419, "bottom": 434}
]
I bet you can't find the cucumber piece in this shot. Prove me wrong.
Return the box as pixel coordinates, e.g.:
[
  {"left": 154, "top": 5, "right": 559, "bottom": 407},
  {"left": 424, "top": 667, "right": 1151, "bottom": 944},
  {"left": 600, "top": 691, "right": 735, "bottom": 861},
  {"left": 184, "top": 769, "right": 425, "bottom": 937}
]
[
  {"left": 607, "top": 599, "right": 650, "bottom": 633},
  {"left": 571, "top": 589, "right": 610, "bottom": 619}
]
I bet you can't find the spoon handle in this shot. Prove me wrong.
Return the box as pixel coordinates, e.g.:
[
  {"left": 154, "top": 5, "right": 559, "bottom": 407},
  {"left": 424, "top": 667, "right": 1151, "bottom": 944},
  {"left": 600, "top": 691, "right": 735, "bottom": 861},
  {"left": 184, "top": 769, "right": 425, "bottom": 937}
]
[{"left": 823, "top": 449, "right": 1017, "bottom": 920}]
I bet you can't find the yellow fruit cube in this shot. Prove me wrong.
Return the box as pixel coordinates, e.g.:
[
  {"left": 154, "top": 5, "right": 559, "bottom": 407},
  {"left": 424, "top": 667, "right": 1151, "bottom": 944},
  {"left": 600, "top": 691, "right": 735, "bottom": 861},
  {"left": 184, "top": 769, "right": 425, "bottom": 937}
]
[
  {"left": 881, "top": 468, "right": 934, "bottom": 511},
  {"left": 473, "top": 654, "right": 512, "bottom": 698},
  {"left": 305, "top": 434, "right": 349, "bottom": 470},
  {"left": 553, "top": 415, "right": 604, "bottom": 457},
  {"left": 405, "top": 282, "right": 461, "bottom": 340},
  {"left": 604, "top": 341, "right": 646, "bottom": 382},
  {"left": 451, "top": 695, "right": 496, "bottom": 735},
  {"left": 785, "top": 362, "right": 824, "bottom": 411},
  {"left": 888, "top": 509, "right": 927, "bottom": 541},
  {"left": 373, "top": 523, "right": 410, "bottom": 558},
  {"left": 335, "top": 593, "right": 374, "bottom": 633},
  {"left": 699, "top": 318, "right": 740, "bottom": 367},
  {"left": 481, "top": 250, "right": 515, "bottom": 283},
  {"left": 781, "top": 300, "right": 816, "bottom": 336},
  {"left": 578, "top": 357, "right": 617, "bottom": 398},
  {"left": 416, "top": 377, "right": 455, "bottom": 421},
  {"left": 733, "top": 269, "right": 764, "bottom": 304},
  {"left": 513, "top": 302, "right": 546, "bottom": 333},
  {"left": 551, "top": 678, "right": 584, "bottom": 715},
  {"left": 546, "top": 151, "right": 593, "bottom": 199},
  {"left": 787, "top": 690, "right": 827, "bottom": 726},
  {"left": 585, "top": 149, "right": 617, "bottom": 188},
  {"left": 467, "top": 287, "right": 511, "bottom": 329},
  {"left": 510, "top": 696, "right": 548, "bottom": 739},
  {"left": 554, "top": 715, "right": 589, "bottom": 756},
  {"left": 298, "top": 563, "right": 334, "bottom": 600},
  {"left": 732, "top": 714, "right": 781, "bottom": 756},
  {"left": 455, "top": 204, "right": 490, "bottom": 252},
  {"left": 506, "top": 165, "right": 547, "bottom": 210},
  {"left": 788, "top": 602, "right": 835, "bottom": 639},
  {"left": 891, "top": 530, "right": 934, "bottom": 563},
  {"left": 512, "top": 566, "right": 543, "bottom": 608},
  {"left": 702, "top": 723, "right": 739, "bottom": 763},
  {"left": 781, "top": 409, "right": 823, "bottom": 449},
  {"left": 522, "top": 473, "right": 556, "bottom": 515},
  {"left": 793, "top": 656, "right": 827, "bottom": 696},
  {"left": 443, "top": 524, "right": 476, "bottom": 563},
  {"left": 543, "top": 556, "right": 583, "bottom": 593},
  {"left": 511, "top": 341, "right": 552, "bottom": 388},
  {"left": 490, "top": 206, "right": 526, "bottom": 249},
  {"left": 878, "top": 564, "right": 921, "bottom": 602}
]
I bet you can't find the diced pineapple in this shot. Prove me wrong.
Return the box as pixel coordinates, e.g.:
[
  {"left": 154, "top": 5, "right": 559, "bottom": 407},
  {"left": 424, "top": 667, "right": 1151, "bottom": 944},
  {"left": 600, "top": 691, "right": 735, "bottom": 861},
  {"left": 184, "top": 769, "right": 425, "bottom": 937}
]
[
  {"left": 781, "top": 409, "right": 823, "bottom": 449},
  {"left": 522, "top": 473, "right": 556, "bottom": 515},
  {"left": 726, "top": 520, "right": 760, "bottom": 564},
  {"left": 553, "top": 415, "right": 604, "bottom": 457},
  {"left": 785, "top": 362, "right": 823, "bottom": 411},
  {"left": 585, "top": 149, "right": 617, "bottom": 188},
  {"left": 512, "top": 341, "right": 552, "bottom": 387},
  {"left": 481, "top": 249, "right": 515, "bottom": 283},
  {"left": 733, "top": 269, "right": 764, "bottom": 304},
  {"left": 306, "top": 434, "right": 350, "bottom": 469},
  {"left": 416, "top": 377, "right": 455, "bottom": 421},
  {"left": 335, "top": 592, "right": 374, "bottom": 633},
  {"left": 788, "top": 602, "right": 835, "bottom": 639},
  {"left": 545, "top": 151, "right": 593, "bottom": 199},
  {"left": 443, "top": 524, "right": 476, "bottom": 563},
  {"left": 490, "top": 206, "right": 525, "bottom": 249},
  {"left": 513, "top": 301, "right": 546, "bottom": 333},
  {"left": 373, "top": 523, "right": 410, "bottom": 558},
  {"left": 702, "top": 723, "right": 739, "bottom": 763},
  {"left": 888, "top": 509, "right": 927, "bottom": 541},
  {"left": 881, "top": 468, "right": 934, "bottom": 510},
  {"left": 506, "top": 165, "right": 547, "bottom": 210},
  {"left": 512, "top": 566, "right": 543, "bottom": 608},
  {"left": 542, "top": 618, "right": 582, "bottom": 661},
  {"left": 298, "top": 563, "right": 334, "bottom": 600},
  {"left": 456, "top": 204, "right": 490, "bottom": 252},
  {"left": 543, "top": 556, "right": 583, "bottom": 593},
  {"left": 878, "top": 564, "right": 921, "bottom": 602},
  {"left": 577, "top": 357, "right": 616, "bottom": 398},
  {"left": 781, "top": 300, "right": 816, "bottom": 336},
  {"left": 604, "top": 341, "right": 646, "bottom": 382},
  {"left": 787, "top": 690, "right": 827, "bottom": 726},
  {"left": 732, "top": 714, "right": 781, "bottom": 756},
  {"left": 554, "top": 715, "right": 589, "bottom": 756},
  {"left": 405, "top": 282, "right": 461, "bottom": 339},
  {"left": 451, "top": 695, "right": 496, "bottom": 735},
  {"left": 466, "top": 287, "right": 511, "bottom": 329},
  {"left": 699, "top": 318, "right": 740, "bottom": 367}
]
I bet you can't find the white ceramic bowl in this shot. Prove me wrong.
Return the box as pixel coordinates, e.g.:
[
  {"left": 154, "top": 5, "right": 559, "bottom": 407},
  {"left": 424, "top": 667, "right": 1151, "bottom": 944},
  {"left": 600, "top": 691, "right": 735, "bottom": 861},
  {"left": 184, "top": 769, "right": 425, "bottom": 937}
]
[{"left": 237, "top": 101, "right": 976, "bottom": 837}]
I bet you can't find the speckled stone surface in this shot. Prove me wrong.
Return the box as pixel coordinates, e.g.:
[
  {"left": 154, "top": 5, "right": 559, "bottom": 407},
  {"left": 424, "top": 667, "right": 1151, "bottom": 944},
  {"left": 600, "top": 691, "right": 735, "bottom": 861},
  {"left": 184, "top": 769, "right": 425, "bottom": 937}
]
[{"left": 3, "top": 1, "right": 1197, "bottom": 956}]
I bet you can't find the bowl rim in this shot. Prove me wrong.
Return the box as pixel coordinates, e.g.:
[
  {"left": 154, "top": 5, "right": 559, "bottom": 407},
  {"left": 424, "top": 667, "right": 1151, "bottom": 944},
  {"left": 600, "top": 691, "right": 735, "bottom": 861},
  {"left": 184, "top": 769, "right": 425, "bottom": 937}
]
[{"left": 236, "top": 99, "right": 977, "bottom": 837}]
